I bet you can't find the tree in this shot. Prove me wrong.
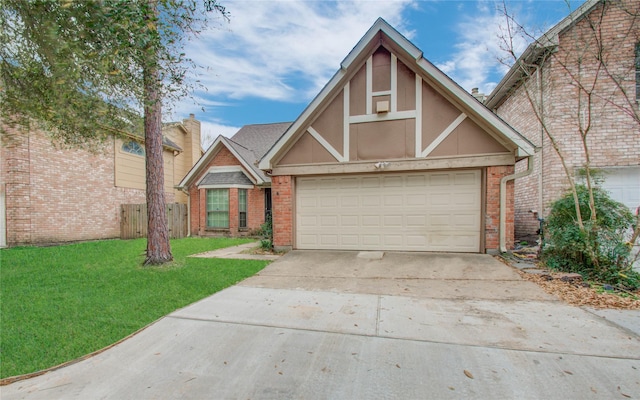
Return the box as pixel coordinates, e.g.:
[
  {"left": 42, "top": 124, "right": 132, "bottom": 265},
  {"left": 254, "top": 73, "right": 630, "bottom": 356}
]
[
  {"left": 1, "top": 1, "right": 228, "bottom": 264},
  {"left": 495, "top": 0, "right": 639, "bottom": 269}
]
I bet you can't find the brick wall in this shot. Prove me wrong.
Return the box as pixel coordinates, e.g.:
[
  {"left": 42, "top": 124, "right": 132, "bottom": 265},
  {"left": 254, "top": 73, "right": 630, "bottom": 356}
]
[
  {"left": 271, "top": 175, "right": 293, "bottom": 250},
  {"left": 485, "top": 166, "right": 515, "bottom": 252},
  {"left": 0, "top": 124, "right": 185, "bottom": 246},
  {"left": 495, "top": 0, "right": 640, "bottom": 240}
]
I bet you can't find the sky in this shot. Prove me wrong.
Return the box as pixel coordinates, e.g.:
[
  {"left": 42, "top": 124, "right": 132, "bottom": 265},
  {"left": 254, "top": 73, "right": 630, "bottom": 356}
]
[{"left": 169, "top": 0, "right": 587, "bottom": 147}]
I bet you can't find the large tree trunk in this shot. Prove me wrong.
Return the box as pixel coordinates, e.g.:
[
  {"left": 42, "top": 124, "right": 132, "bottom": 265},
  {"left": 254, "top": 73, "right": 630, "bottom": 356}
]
[
  {"left": 142, "top": 0, "right": 172, "bottom": 265},
  {"left": 143, "top": 64, "right": 172, "bottom": 265}
]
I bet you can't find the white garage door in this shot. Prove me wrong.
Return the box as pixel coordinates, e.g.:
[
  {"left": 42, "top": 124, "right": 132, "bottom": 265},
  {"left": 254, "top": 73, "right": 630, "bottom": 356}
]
[
  {"left": 600, "top": 167, "right": 640, "bottom": 213},
  {"left": 296, "top": 170, "right": 481, "bottom": 252}
]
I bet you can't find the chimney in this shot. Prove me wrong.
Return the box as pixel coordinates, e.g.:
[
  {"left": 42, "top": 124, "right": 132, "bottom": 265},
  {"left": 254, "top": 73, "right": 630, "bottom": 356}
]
[{"left": 471, "top": 87, "right": 486, "bottom": 103}]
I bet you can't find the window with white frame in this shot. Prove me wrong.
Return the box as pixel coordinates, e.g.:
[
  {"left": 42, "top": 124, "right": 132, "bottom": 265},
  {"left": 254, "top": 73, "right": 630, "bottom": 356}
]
[
  {"left": 238, "top": 189, "right": 247, "bottom": 229},
  {"left": 122, "top": 140, "right": 145, "bottom": 156},
  {"left": 206, "top": 189, "right": 229, "bottom": 228}
]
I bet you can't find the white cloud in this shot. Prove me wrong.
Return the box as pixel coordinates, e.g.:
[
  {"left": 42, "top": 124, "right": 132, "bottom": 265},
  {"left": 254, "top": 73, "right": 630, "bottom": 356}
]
[
  {"left": 200, "top": 121, "right": 241, "bottom": 148},
  {"left": 176, "top": 0, "right": 414, "bottom": 143},
  {"left": 434, "top": 2, "right": 530, "bottom": 96},
  {"left": 186, "top": 0, "right": 414, "bottom": 102}
]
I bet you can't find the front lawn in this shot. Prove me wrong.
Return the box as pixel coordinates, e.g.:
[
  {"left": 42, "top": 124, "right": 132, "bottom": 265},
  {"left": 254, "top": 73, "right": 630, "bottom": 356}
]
[{"left": 0, "top": 237, "right": 268, "bottom": 379}]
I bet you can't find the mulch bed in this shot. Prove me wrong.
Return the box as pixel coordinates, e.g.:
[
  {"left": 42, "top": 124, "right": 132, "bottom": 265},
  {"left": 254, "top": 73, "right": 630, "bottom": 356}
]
[
  {"left": 517, "top": 269, "right": 640, "bottom": 310},
  {"left": 501, "top": 247, "right": 640, "bottom": 310}
]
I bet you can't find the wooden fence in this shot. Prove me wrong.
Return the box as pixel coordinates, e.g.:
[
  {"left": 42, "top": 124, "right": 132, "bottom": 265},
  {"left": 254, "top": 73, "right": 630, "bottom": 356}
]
[{"left": 120, "top": 203, "right": 188, "bottom": 239}]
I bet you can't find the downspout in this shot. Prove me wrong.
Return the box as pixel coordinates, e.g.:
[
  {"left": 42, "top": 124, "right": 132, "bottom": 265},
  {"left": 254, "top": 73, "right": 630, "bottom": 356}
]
[
  {"left": 180, "top": 187, "right": 191, "bottom": 237},
  {"left": 500, "top": 155, "right": 534, "bottom": 253}
]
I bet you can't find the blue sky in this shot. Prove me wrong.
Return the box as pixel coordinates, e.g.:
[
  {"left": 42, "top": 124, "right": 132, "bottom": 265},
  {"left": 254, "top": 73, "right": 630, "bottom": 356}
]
[{"left": 172, "top": 0, "right": 587, "bottom": 146}]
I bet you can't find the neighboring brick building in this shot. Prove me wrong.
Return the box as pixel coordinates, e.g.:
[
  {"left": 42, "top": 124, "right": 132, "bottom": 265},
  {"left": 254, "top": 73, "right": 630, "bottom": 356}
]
[
  {"left": 0, "top": 114, "right": 201, "bottom": 247},
  {"left": 486, "top": 0, "right": 640, "bottom": 241},
  {"left": 177, "top": 122, "right": 289, "bottom": 238}
]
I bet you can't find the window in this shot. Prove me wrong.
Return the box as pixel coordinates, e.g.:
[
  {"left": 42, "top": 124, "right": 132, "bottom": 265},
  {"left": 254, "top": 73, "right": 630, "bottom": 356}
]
[
  {"left": 238, "top": 189, "right": 247, "bottom": 229},
  {"left": 122, "top": 140, "right": 145, "bottom": 156},
  {"left": 206, "top": 189, "right": 229, "bottom": 228},
  {"left": 636, "top": 42, "right": 640, "bottom": 102}
]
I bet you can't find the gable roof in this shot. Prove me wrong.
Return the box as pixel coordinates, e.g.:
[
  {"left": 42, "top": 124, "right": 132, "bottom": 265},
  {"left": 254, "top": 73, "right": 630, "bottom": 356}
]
[
  {"left": 485, "top": 0, "right": 602, "bottom": 109},
  {"left": 259, "top": 18, "right": 534, "bottom": 170},
  {"left": 177, "top": 122, "right": 290, "bottom": 188}
]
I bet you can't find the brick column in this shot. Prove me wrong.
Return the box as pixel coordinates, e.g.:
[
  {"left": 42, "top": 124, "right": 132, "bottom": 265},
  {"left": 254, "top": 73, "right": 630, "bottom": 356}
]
[
  {"left": 271, "top": 175, "right": 293, "bottom": 251},
  {"left": 228, "top": 187, "right": 238, "bottom": 235},
  {"left": 3, "top": 131, "right": 32, "bottom": 246},
  {"left": 485, "top": 165, "right": 515, "bottom": 253},
  {"left": 188, "top": 186, "right": 200, "bottom": 236}
]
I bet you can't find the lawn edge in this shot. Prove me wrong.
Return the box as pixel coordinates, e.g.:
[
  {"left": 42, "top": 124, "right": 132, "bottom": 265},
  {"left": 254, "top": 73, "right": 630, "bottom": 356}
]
[{"left": 0, "top": 317, "right": 163, "bottom": 386}]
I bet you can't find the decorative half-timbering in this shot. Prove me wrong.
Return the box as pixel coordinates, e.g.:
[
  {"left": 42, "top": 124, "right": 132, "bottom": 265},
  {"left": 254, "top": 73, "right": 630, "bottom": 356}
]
[{"left": 260, "top": 18, "right": 534, "bottom": 253}]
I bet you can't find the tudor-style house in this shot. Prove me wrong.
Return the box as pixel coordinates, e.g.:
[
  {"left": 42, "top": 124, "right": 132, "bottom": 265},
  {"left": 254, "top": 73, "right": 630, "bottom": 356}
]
[{"left": 259, "top": 18, "right": 535, "bottom": 254}]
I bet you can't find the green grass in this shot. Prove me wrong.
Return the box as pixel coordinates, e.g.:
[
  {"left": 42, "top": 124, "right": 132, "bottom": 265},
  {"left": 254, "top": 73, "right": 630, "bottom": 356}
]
[{"left": 0, "top": 237, "right": 268, "bottom": 379}]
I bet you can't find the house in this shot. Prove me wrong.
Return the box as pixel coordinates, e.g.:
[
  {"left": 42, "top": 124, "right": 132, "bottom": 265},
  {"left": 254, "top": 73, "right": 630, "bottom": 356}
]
[
  {"left": 0, "top": 114, "right": 202, "bottom": 247},
  {"left": 258, "top": 18, "right": 535, "bottom": 254},
  {"left": 177, "top": 122, "right": 289, "bottom": 237},
  {"left": 485, "top": 0, "right": 640, "bottom": 241}
]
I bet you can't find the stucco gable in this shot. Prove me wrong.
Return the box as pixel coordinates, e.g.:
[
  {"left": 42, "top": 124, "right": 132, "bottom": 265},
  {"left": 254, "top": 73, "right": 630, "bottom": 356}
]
[{"left": 259, "top": 18, "right": 534, "bottom": 171}]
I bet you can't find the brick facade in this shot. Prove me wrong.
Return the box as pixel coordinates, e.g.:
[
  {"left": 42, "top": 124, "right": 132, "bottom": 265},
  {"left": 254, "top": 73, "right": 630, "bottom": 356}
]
[
  {"left": 494, "top": 0, "right": 640, "bottom": 240},
  {"left": 185, "top": 146, "right": 268, "bottom": 237},
  {"left": 0, "top": 116, "right": 200, "bottom": 247},
  {"left": 485, "top": 166, "right": 515, "bottom": 251},
  {"left": 0, "top": 125, "right": 168, "bottom": 246},
  {"left": 271, "top": 175, "right": 293, "bottom": 251}
]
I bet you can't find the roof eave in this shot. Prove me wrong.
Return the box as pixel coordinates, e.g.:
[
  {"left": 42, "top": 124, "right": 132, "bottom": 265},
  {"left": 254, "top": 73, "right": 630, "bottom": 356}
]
[
  {"left": 178, "top": 135, "right": 265, "bottom": 189},
  {"left": 486, "top": 0, "right": 602, "bottom": 109}
]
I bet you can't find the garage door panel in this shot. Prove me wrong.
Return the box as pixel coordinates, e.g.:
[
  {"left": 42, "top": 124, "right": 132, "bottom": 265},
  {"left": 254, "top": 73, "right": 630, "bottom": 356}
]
[
  {"left": 299, "top": 215, "right": 318, "bottom": 227},
  {"left": 362, "top": 215, "right": 381, "bottom": 227},
  {"left": 296, "top": 171, "right": 481, "bottom": 252},
  {"left": 384, "top": 235, "right": 404, "bottom": 246},
  {"left": 406, "top": 215, "right": 426, "bottom": 227},
  {"left": 341, "top": 196, "right": 359, "bottom": 207},
  {"left": 383, "top": 195, "right": 403, "bottom": 206},
  {"left": 341, "top": 235, "right": 359, "bottom": 245},
  {"left": 362, "top": 196, "right": 381, "bottom": 207},
  {"left": 362, "top": 235, "right": 382, "bottom": 245},
  {"left": 383, "top": 176, "right": 403, "bottom": 187},
  {"left": 320, "top": 235, "right": 338, "bottom": 245},
  {"left": 430, "top": 193, "right": 451, "bottom": 205},
  {"left": 320, "top": 215, "right": 338, "bottom": 227},
  {"left": 361, "top": 177, "right": 382, "bottom": 188},
  {"left": 383, "top": 215, "right": 403, "bottom": 227},
  {"left": 406, "top": 175, "right": 427, "bottom": 186},
  {"left": 454, "top": 172, "right": 479, "bottom": 185}
]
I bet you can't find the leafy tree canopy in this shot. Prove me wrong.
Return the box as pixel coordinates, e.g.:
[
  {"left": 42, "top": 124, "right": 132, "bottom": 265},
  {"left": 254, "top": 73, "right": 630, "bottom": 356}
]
[{"left": 0, "top": 0, "right": 227, "bottom": 148}]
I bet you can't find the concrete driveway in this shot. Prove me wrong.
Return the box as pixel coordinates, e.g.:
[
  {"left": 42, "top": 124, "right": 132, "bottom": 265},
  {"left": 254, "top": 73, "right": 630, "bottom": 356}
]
[{"left": 3, "top": 250, "right": 640, "bottom": 399}]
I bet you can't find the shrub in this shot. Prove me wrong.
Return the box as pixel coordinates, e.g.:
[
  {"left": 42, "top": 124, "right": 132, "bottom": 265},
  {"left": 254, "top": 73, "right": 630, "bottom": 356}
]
[
  {"left": 260, "top": 214, "right": 273, "bottom": 251},
  {"left": 541, "top": 185, "right": 639, "bottom": 289}
]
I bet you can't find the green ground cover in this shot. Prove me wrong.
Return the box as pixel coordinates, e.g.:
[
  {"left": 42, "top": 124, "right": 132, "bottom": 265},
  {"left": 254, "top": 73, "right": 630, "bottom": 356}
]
[{"left": 0, "top": 237, "right": 268, "bottom": 379}]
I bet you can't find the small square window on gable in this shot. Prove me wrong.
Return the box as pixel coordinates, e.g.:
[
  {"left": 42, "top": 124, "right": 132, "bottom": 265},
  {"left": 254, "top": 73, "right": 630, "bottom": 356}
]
[{"left": 122, "top": 140, "right": 145, "bottom": 156}]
